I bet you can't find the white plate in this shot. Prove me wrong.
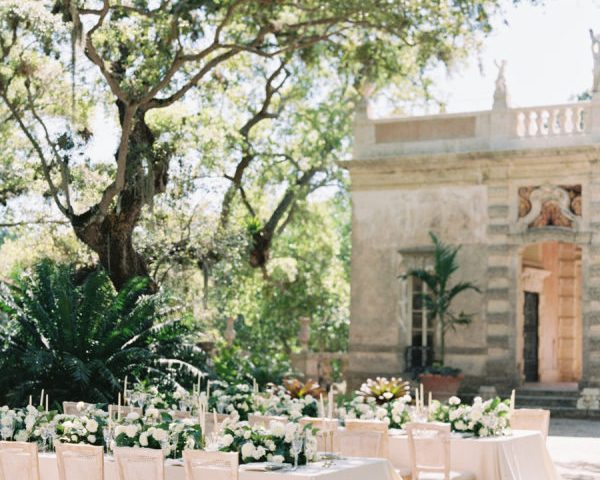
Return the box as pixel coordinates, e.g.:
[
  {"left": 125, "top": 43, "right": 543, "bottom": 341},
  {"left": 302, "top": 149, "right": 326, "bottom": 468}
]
[{"left": 241, "top": 462, "right": 291, "bottom": 471}]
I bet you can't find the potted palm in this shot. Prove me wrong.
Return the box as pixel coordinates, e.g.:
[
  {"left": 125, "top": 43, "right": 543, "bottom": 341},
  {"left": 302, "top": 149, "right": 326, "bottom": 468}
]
[{"left": 407, "top": 233, "right": 480, "bottom": 400}]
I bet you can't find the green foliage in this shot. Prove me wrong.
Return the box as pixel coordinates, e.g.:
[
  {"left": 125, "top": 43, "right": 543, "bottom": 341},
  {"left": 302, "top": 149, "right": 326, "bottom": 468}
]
[
  {"left": 407, "top": 233, "right": 480, "bottom": 367},
  {"left": 0, "top": 259, "right": 207, "bottom": 406}
]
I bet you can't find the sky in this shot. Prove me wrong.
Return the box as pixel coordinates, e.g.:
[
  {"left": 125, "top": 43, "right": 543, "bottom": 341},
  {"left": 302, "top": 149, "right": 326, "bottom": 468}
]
[{"left": 430, "top": 0, "right": 600, "bottom": 113}]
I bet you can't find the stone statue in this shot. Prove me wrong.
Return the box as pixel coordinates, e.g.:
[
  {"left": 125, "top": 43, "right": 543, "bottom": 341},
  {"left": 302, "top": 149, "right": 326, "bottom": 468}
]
[
  {"left": 493, "top": 60, "right": 510, "bottom": 109},
  {"left": 590, "top": 29, "right": 600, "bottom": 94}
]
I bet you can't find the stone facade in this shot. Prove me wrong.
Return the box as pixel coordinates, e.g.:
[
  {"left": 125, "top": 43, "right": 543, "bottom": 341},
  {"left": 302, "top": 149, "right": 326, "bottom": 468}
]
[{"left": 344, "top": 93, "right": 600, "bottom": 393}]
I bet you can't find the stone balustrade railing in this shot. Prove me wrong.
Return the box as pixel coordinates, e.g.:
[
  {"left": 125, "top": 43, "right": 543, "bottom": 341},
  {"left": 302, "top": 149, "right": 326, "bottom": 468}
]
[
  {"left": 513, "top": 103, "right": 589, "bottom": 138},
  {"left": 352, "top": 99, "right": 600, "bottom": 160}
]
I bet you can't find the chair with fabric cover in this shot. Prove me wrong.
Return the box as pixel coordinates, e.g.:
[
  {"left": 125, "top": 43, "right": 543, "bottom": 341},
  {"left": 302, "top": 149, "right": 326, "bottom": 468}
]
[
  {"left": 56, "top": 443, "right": 103, "bottom": 480},
  {"left": 62, "top": 402, "right": 93, "bottom": 416},
  {"left": 248, "top": 414, "right": 288, "bottom": 429},
  {"left": 205, "top": 413, "right": 234, "bottom": 435},
  {"left": 510, "top": 408, "right": 550, "bottom": 440},
  {"left": 0, "top": 441, "right": 40, "bottom": 480},
  {"left": 108, "top": 405, "right": 143, "bottom": 420},
  {"left": 298, "top": 418, "right": 339, "bottom": 452},
  {"left": 169, "top": 410, "right": 192, "bottom": 420},
  {"left": 342, "top": 419, "right": 389, "bottom": 458},
  {"left": 114, "top": 447, "right": 164, "bottom": 480},
  {"left": 183, "top": 450, "right": 239, "bottom": 480},
  {"left": 405, "top": 422, "right": 475, "bottom": 480}
]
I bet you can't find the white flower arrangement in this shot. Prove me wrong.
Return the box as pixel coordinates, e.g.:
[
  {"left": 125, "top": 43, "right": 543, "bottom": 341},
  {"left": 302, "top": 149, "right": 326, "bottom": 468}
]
[
  {"left": 209, "top": 382, "right": 255, "bottom": 421},
  {"left": 255, "top": 385, "right": 318, "bottom": 420},
  {"left": 0, "top": 405, "right": 53, "bottom": 443},
  {"left": 219, "top": 420, "right": 317, "bottom": 465},
  {"left": 429, "top": 396, "right": 512, "bottom": 437},
  {"left": 54, "top": 405, "right": 107, "bottom": 446},
  {"left": 337, "top": 395, "right": 411, "bottom": 429}
]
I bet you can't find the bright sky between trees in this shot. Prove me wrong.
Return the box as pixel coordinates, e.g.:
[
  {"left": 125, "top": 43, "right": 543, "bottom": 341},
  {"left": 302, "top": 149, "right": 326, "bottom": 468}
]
[{"left": 437, "top": 0, "right": 600, "bottom": 113}]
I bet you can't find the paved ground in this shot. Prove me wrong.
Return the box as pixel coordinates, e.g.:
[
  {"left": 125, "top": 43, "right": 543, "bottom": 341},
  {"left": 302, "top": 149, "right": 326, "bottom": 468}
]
[{"left": 548, "top": 419, "right": 600, "bottom": 479}]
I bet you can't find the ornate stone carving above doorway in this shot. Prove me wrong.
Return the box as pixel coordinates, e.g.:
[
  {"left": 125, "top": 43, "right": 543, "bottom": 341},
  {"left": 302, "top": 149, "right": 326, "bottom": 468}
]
[{"left": 517, "top": 184, "right": 582, "bottom": 232}]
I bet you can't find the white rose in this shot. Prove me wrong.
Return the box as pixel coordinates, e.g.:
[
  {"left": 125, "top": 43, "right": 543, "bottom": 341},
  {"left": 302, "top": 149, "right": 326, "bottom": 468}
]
[
  {"left": 86, "top": 419, "right": 98, "bottom": 433},
  {"left": 139, "top": 432, "right": 149, "bottom": 447},
  {"left": 271, "top": 455, "right": 285, "bottom": 464},
  {"left": 125, "top": 424, "right": 138, "bottom": 438},
  {"left": 241, "top": 442, "right": 254, "bottom": 459},
  {"left": 448, "top": 396, "right": 461, "bottom": 406},
  {"left": 243, "top": 430, "right": 251, "bottom": 439},
  {"left": 76, "top": 402, "right": 85, "bottom": 412},
  {"left": 152, "top": 428, "right": 168, "bottom": 442},
  {"left": 253, "top": 446, "right": 266, "bottom": 460},
  {"left": 71, "top": 435, "right": 78, "bottom": 442},
  {"left": 269, "top": 421, "right": 285, "bottom": 437},
  {"left": 146, "top": 408, "right": 160, "bottom": 419},
  {"left": 87, "top": 435, "right": 96, "bottom": 444},
  {"left": 126, "top": 412, "right": 140, "bottom": 421},
  {"left": 222, "top": 434, "right": 234, "bottom": 447},
  {"left": 15, "top": 430, "right": 28, "bottom": 442}
]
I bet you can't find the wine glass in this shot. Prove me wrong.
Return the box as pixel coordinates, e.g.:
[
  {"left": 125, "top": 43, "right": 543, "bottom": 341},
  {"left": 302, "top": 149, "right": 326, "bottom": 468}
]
[
  {"left": 291, "top": 436, "right": 304, "bottom": 470},
  {"left": 40, "top": 427, "right": 50, "bottom": 452}
]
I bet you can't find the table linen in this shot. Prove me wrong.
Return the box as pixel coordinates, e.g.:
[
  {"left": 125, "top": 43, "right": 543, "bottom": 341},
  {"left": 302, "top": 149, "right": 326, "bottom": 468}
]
[{"left": 38, "top": 454, "right": 399, "bottom": 480}]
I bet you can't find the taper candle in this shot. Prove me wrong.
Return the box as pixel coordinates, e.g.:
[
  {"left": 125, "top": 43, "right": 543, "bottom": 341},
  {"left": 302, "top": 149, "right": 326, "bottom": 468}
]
[
  {"left": 40, "top": 389, "right": 44, "bottom": 407},
  {"left": 124, "top": 376, "right": 128, "bottom": 406}
]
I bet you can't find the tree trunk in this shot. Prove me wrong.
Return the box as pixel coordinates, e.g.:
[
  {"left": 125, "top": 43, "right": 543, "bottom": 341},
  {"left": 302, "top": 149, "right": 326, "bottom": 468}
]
[{"left": 71, "top": 105, "right": 168, "bottom": 291}]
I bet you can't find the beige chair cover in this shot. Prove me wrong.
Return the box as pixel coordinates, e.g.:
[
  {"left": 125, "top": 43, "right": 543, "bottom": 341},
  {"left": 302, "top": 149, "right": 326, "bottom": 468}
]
[
  {"left": 56, "top": 443, "right": 103, "bottom": 480},
  {"left": 510, "top": 408, "right": 551, "bottom": 440},
  {"left": 109, "top": 405, "right": 144, "bottom": 420},
  {"left": 183, "top": 450, "right": 239, "bottom": 480},
  {"left": 62, "top": 402, "right": 93, "bottom": 416},
  {"left": 405, "top": 422, "right": 474, "bottom": 480},
  {"left": 248, "top": 414, "right": 288, "bottom": 429},
  {"left": 341, "top": 419, "right": 389, "bottom": 458},
  {"left": 0, "top": 441, "right": 40, "bottom": 480},
  {"left": 114, "top": 447, "right": 164, "bottom": 480}
]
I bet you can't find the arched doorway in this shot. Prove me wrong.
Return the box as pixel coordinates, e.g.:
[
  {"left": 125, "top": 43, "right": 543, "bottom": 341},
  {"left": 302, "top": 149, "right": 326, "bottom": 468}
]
[{"left": 518, "top": 242, "right": 582, "bottom": 384}]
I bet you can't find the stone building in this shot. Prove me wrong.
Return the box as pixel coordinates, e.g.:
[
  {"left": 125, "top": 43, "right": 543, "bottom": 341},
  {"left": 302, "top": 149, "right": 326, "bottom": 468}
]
[{"left": 344, "top": 64, "right": 600, "bottom": 399}]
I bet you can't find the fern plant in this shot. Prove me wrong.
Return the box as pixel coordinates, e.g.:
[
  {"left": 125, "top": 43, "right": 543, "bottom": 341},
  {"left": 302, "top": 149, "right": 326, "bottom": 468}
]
[{"left": 0, "top": 260, "right": 205, "bottom": 406}]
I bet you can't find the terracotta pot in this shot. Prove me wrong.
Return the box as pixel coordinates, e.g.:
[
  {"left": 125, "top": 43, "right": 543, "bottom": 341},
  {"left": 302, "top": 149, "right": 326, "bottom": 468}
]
[{"left": 419, "top": 372, "right": 464, "bottom": 402}]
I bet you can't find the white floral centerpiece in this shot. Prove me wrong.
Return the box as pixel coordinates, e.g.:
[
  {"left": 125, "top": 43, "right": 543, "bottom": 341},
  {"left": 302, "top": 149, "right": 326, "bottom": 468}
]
[
  {"left": 219, "top": 420, "right": 317, "bottom": 465},
  {"left": 54, "top": 403, "right": 107, "bottom": 446},
  {"left": 429, "top": 396, "right": 512, "bottom": 437},
  {"left": 113, "top": 410, "right": 171, "bottom": 453},
  {"left": 209, "top": 381, "right": 255, "bottom": 421},
  {"left": 0, "top": 405, "right": 53, "bottom": 443},
  {"left": 256, "top": 383, "right": 319, "bottom": 420}
]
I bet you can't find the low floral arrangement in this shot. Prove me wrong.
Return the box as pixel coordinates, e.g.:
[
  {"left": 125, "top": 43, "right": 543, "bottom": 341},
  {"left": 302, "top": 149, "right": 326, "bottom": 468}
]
[
  {"left": 127, "top": 382, "right": 169, "bottom": 410},
  {"left": 113, "top": 408, "right": 203, "bottom": 458},
  {"left": 429, "top": 396, "right": 511, "bottom": 437},
  {"left": 337, "top": 395, "right": 411, "bottom": 429},
  {"left": 219, "top": 420, "right": 317, "bottom": 465},
  {"left": 54, "top": 403, "right": 108, "bottom": 446},
  {"left": 0, "top": 405, "right": 54, "bottom": 443},
  {"left": 256, "top": 383, "right": 318, "bottom": 420},
  {"left": 209, "top": 382, "right": 255, "bottom": 421}
]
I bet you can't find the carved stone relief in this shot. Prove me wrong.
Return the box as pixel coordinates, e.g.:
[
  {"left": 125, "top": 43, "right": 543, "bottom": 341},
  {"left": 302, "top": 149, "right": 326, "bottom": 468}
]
[{"left": 517, "top": 185, "right": 582, "bottom": 231}]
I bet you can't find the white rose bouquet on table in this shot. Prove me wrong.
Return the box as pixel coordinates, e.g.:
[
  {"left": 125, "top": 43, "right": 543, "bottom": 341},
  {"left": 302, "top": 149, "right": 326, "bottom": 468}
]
[
  {"left": 337, "top": 394, "right": 412, "bottom": 429},
  {"left": 256, "top": 384, "right": 319, "bottom": 420},
  {"left": 209, "top": 382, "right": 255, "bottom": 421},
  {"left": 219, "top": 420, "right": 317, "bottom": 465},
  {"left": 127, "top": 382, "right": 169, "bottom": 409},
  {"left": 169, "top": 418, "right": 203, "bottom": 457},
  {"left": 0, "top": 405, "right": 53, "bottom": 443},
  {"left": 54, "top": 406, "right": 107, "bottom": 446},
  {"left": 429, "top": 396, "right": 511, "bottom": 437},
  {"left": 113, "top": 411, "right": 171, "bottom": 453}
]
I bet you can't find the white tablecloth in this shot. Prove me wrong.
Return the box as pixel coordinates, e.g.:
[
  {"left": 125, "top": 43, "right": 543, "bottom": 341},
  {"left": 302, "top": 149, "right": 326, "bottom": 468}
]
[
  {"left": 389, "top": 430, "right": 560, "bottom": 480},
  {"left": 39, "top": 454, "right": 399, "bottom": 480}
]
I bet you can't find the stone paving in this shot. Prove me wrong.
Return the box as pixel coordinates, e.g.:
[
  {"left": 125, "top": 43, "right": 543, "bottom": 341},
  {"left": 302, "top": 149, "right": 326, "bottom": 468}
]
[{"left": 548, "top": 419, "right": 600, "bottom": 479}]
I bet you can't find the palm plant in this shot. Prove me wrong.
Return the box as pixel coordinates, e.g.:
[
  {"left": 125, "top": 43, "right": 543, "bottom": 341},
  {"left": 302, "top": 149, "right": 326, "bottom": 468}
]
[
  {"left": 407, "top": 233, "right": 480, "bottom": 368},
  {"left": 0, "top": 260, "right": 205, "bottom": 406}
]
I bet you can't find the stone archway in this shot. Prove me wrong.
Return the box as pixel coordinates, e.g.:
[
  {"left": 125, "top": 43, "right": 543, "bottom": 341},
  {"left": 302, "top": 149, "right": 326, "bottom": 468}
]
[{"left": 518, "top": 242, "right": 582, "bottom": 384}]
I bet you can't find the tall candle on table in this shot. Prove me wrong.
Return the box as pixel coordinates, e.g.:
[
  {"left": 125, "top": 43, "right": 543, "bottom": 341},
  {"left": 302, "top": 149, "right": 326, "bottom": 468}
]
[
  {"left": 428, "top": 391, "right": 432, "bottom": 407},
  {"left": 118, "top": 392, "right": 122, "bottom": 420},
  {"left": 28, "top": 395, "right": 32, "bottom": 407},
  {"left": 207, "top": 380, "right": 211, "bottom": 400},
  {"left": 327, "top": 390, "right": 334, "bottom": 419},
  {"left": 419, "top": 383, "right": 424, "bottom": 410},
  {"left": 510, "top": 389, "right": 515, "bottom": 412},
  {"left": 40, "top": 389, "right": 44, "bottom": 407},
  {"left": 213, "top": 409, "right": 218, "bottom": 433},
  {"left": 197, "top": 373, "right": 201, "bottom": 397},
  {"left": 319, "top": 394, "right": 325, "bottom": 418},
  {"left": 45, "top": 394, "right": 48, "bottom": 412},
  {"left": 414, "top": 387, "right": 419, "bottom": 412},
  {"left": 124, "top": 376, "right": 128, "bottom": 406}
]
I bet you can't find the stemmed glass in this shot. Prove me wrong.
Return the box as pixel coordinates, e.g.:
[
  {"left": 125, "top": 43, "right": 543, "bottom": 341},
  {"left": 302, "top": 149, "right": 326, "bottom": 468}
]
[
  {"left": 40, "top": 426, "right": 51, "bottom": 453},
  {"left": 291, "top": 436, "right": 304, "bottom": 471}
]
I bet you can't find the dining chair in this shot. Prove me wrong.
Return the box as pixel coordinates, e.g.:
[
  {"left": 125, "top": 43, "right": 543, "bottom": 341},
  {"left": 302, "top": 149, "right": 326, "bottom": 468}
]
[
  {"left": 298, "top": 417, "right": 339, "bottom": 451},
  {"left": 169, "top": 410, "right": 192, "bottom": 420},
  {"left": 62, "top": 401, "right": 93, "bottom": 415},
  {"left": 56, "top": 442, "right": 104, "bottom": 480},
  {"left": 248, "top": 414, "right": 288, "bottom": 429},
  {"left": 205, "top": 413, "right": 234, "bottom": 435},
  {"left": 340, "top": 419, "right": 389, "bottom": 458},
  {"left": 114, "top": 447, "right": 164, "bottom": 480},
  {"left": 510, "top": 408, "right": 550, "bottom": 440},
  {"left": 405, "top": 422, "right": 475, "bottom": 480},
  {"left": 0, "top": 441, "right": 40, "bottom": 480},
  {"left": 183, "top": 450, "right": 239, "bottom": 480},
  {"left": 108, "top": 405, "right": 144, "bottom": 420}
]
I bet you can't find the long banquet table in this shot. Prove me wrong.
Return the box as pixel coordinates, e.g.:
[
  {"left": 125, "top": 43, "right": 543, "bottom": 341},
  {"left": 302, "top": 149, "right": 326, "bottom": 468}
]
[
  {"left": 388, "top": 429, "right": 560, "bottom": 480},
  {"left": 38, "top": 454, "right": 400, "bottom": 480}
]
